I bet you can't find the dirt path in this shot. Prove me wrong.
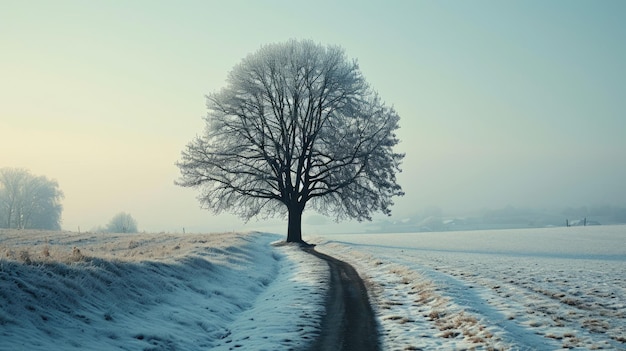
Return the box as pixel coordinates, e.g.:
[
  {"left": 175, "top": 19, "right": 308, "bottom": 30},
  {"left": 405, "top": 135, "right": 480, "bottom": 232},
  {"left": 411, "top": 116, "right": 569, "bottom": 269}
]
[{"left": 304, "top": 247, "right": 380, "bottom": 351}]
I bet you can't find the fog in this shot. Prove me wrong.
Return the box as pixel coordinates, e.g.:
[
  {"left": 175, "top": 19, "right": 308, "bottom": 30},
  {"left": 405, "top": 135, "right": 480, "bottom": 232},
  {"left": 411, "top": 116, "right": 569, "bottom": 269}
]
[{"left": 2, "top": 1, "right": 625, "bottom": 234}]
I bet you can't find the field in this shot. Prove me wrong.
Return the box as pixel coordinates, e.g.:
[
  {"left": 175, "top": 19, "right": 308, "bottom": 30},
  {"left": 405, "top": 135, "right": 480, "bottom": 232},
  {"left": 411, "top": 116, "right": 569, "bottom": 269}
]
[
  {"left": 1, "top": 226, "right": 625, "bottom": 350},
  {"left": 314, "top": 225, "right": 626, "bottom": 350}
]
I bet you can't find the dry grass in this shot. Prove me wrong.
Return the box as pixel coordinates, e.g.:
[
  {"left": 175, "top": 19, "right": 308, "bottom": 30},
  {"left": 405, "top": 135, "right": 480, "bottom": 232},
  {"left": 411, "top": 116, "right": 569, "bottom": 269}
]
[
  {"left": 428, "top": 310, "right": 444, "bottom": 321},
  {"left": 0, "top": 229, "right": 255, "bottom": 266},
  {"left": 440, "top": 330, "right": 460, "bottom": 338},
  {"left": 380, "top": 260, "right": 503, "bottom": 348},
  {"left": 613, "top": 335, "right": 626, "bottom": 343},
  {"left": 582, "top": 318, "right": 610, "bottom": 333},
  {"left": 2, "top": 245, "right": 85, "bottom": 265},
  {"left": 383, "top": 315, "right": 413, "bottom": 324}
]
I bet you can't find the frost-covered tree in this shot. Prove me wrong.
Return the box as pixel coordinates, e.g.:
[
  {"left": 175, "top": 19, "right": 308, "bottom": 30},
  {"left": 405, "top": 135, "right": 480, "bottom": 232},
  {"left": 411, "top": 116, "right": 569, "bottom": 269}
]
[
  {"left": 106, "top": 212, "right": 138, "bottom": 233},
  {"left": 0, "top": 168, "right": 64, "bottom": 230},
  {"left": 177, "top": 40, "right": 404, "bottom": 243}
]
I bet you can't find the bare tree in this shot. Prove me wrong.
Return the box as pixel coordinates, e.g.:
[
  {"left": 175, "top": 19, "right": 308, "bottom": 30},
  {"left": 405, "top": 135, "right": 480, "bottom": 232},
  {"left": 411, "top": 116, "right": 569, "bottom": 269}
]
[
  {"left": 0, "top": 168, "right": 64, "bottom": 230},
  {"left": 0, "top": 168, "right": 23, "bottom": 228},
  {"left": 176, "top": 40, "right": 404, "bottom": 243},
  {"left": 106, "top": 212, "right": 138, "bottom": 233}
]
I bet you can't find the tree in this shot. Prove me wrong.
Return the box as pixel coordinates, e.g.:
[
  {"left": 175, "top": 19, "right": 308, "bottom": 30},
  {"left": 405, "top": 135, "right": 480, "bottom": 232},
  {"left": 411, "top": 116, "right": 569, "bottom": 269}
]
[
  {"left": 0, "top": 168, "right": 64, "bottom": 230},
  {"left": 106, "top": 212, "right": 138, "bottom": 233},
  {"left": 176, "top": 40, "right": 404, "bottom": 243}
]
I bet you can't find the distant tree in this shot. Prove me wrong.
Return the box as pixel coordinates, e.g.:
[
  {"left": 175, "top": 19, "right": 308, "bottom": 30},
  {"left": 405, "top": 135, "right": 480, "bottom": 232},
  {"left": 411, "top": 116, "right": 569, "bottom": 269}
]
[
  {"left": 176, "top": 39, "right": 404, "bottom": 243},
  {"left": 0, "top": 168, "right": 63, "bottom": 230},
  {"left": 0, "top": 168, "right": 23, "bottom": 228},
  {"left": 106, "top": 212, "right": 138, "bottom": 233}
]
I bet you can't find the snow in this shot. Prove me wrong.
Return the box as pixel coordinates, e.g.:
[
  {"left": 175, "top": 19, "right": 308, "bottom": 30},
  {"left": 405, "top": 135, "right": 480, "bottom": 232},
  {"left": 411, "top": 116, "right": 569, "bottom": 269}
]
[
  {"left": 312, "top": 225, "right": 626, "bottom": 350},
  {"left": 2, "top": 225, "right": 625, "bottom": 350},
  {"left": 0, "top": 230, "right": 328, "bottom": 351}
]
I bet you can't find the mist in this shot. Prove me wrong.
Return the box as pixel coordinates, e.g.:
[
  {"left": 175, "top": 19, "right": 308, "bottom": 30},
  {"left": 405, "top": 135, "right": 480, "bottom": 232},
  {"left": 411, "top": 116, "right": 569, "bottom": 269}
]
[{"left": 2, "top": 1, "right": 625, "bottom": 234}]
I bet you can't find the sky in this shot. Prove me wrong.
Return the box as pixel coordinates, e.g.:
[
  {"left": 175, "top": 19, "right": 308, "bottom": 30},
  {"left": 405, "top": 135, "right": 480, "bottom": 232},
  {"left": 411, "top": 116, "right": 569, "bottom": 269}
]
[{"left": 2, "top": 1, "right": 625, "bottom": 234}]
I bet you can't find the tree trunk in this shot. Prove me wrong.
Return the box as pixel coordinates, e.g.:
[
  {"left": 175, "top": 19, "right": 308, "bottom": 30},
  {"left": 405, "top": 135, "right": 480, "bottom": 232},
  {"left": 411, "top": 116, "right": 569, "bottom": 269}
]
[{"left": 286, "top": 203, "right": 304, "bottom": 243}]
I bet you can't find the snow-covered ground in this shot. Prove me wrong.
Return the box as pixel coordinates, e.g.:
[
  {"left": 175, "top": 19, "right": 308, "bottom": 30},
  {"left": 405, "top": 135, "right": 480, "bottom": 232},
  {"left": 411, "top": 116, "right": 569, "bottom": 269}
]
[
  {"left": 3, "top": 226, "right": 624, "bottom": 350},
  {"left": 0, "top": 230, "right": 328, "bottom": 351},
  {"left": 313, "top": 225, "right": 626, "bottom": 350}
]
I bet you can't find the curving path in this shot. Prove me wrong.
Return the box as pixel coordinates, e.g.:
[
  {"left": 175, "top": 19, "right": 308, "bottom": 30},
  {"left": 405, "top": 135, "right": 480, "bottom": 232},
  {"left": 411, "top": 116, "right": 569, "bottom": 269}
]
[{"left": 304, "top": 247, "right": 380, "bottom": 351}]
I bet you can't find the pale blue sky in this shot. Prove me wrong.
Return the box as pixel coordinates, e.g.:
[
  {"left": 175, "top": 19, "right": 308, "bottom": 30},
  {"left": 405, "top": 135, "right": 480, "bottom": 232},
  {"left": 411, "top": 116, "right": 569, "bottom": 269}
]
[{"left": 2, "top": 1, "right": 625, "bottom": 233}]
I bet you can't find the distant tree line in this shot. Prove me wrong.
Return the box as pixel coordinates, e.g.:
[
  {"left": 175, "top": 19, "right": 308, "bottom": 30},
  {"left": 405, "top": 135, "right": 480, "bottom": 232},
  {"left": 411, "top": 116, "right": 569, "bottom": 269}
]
[
  {"left": 366, "top": 204, "right": 626, "bottom": 233},
  {"left": 0, "top": 168, "right": 64, "bottom": 230},
  {"left": 562, "top": 205, "right": 626, "bottom": 223}
]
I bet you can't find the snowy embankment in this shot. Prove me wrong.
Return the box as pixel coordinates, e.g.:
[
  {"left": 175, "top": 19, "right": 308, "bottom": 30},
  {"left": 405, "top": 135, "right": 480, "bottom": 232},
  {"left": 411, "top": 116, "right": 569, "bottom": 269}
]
[
  {"left": 313, "top": 225, "right": 626, "bottom": 351},
  {"left": 0, "top": 230, "right": 328, "bottom": 351}
]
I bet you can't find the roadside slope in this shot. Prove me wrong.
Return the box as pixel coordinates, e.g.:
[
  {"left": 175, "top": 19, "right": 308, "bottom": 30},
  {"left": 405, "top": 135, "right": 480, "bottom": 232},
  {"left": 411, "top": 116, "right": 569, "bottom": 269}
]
[{"left": 0, "top": 231, "right": 329, "bottom": 350}]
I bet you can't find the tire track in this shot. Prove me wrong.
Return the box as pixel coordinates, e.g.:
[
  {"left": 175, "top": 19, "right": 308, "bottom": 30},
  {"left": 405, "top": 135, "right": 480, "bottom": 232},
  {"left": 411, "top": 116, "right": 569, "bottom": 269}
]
[{"left": 304, "top": 247, "right": 380, "bottom": 351}]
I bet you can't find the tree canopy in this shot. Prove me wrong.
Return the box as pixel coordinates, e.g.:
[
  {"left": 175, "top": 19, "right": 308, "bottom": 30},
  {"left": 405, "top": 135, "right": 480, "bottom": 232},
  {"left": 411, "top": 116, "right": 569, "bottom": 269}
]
[
  {"left": 0, "top": 168, "right": 64, "bottom": 230},
  {"left": 106, "top": 212, "right": 138, "bottom": 233},
  {"left": 177, "top": 39, "right": 404, "bottom": 242}
]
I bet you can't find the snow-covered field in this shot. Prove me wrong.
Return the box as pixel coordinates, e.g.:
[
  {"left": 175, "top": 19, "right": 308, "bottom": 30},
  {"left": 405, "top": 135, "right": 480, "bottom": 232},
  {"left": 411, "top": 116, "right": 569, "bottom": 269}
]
[
  {"left": 313, "top": 225, "right": 626, "bottom": 350},
  {"left": 0, "top": 230, "right": 328, "bottom": 351},
  {"left": 2, "top": 226, "right": 624, "bottom": 350}
]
